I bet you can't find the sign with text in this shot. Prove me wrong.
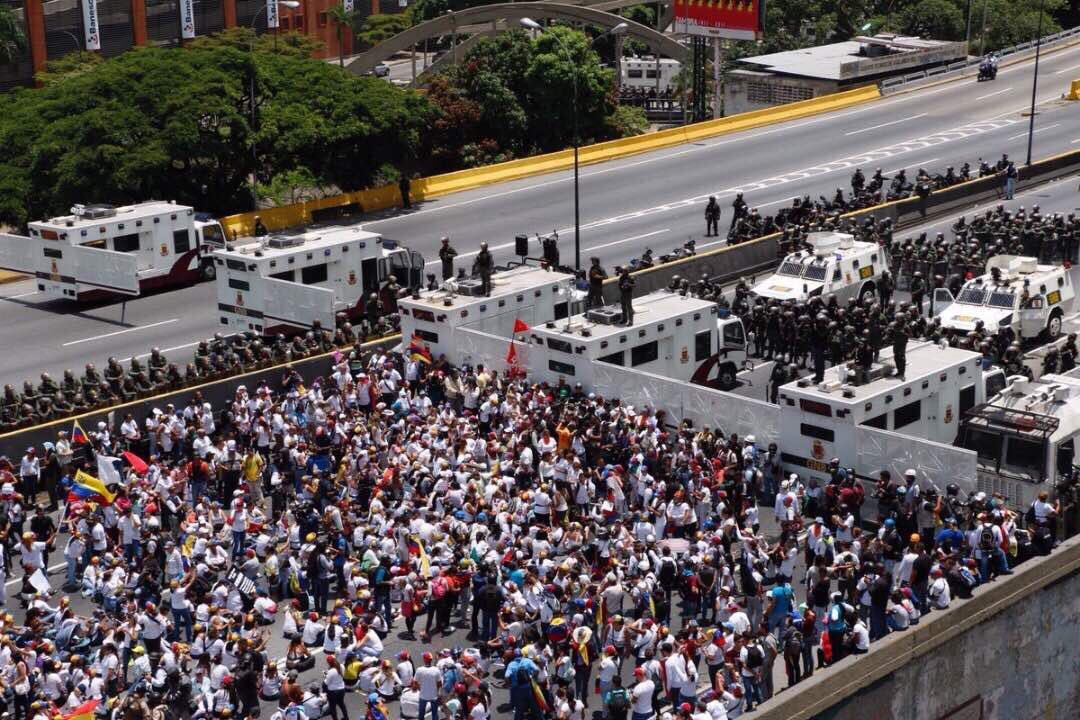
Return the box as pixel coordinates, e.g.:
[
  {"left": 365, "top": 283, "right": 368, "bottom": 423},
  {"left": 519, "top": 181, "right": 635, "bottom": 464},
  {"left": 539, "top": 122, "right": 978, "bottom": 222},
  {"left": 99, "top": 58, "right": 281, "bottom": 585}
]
[
  {"left": 674, "top": 0, "right": 765, "bottom": 41},
  {"left": 81, "top": 0, "right": 101, "bottom": 50},
  {"left": 180, "top": 0, "right": 196, "bottom": 39},
  {"left": 266, "top": 0, "right": 280, "bottom": 30}
]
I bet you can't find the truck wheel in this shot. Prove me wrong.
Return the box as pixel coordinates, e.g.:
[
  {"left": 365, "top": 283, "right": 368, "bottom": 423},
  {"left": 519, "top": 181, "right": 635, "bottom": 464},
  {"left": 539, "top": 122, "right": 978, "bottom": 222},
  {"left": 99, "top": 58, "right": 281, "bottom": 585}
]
[
  {"left": 718, "top": 364, "right": 737, "bottom": 391},
  {"left": 1046, "top": 313, "right": 1062, "bottom": 339},
  {"left": 859, "top": 283, "right": 876, "bottom": 305},
  {"left": 200, "top": 262, "right": 216, "bottom": 282}
]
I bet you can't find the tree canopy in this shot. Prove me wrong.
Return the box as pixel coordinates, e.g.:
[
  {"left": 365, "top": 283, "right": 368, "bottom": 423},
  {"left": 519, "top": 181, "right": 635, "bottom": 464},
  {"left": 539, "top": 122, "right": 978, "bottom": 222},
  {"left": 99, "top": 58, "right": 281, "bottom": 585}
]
[
  {"left": 0, "top": 3, "right": 26, "bottom": 66},
  {"left": 0, "top": 41, "right": 430, "bottom": 226}
]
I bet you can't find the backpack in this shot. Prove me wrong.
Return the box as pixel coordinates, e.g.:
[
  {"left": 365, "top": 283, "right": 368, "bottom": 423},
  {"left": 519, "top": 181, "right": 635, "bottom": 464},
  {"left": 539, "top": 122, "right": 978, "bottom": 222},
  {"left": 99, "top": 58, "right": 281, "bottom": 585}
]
[
  {"left": 514, "top": 664, "right": 531, "bottom": 687},
  {"left": 745, "top": 644, "right": 763, "bottom": 669},
  {"left": 658, "top": 558, "right": 677, "bottom": 585},
  {"left": 784, "top": 628, "right": 803, "bottom": 654},
  {"left": 979, "top": 527, "right": 995, "bottom": 552},
  {"left": 608, "top": 688, "right": 630, "bottom": 712}
]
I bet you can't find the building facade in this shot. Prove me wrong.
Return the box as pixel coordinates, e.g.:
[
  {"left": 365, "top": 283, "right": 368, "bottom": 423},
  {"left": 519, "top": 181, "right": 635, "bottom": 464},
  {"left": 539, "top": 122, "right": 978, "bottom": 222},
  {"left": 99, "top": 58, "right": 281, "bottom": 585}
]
[{"left": 0, "top": 0, "right": 390, "bottom": 90}]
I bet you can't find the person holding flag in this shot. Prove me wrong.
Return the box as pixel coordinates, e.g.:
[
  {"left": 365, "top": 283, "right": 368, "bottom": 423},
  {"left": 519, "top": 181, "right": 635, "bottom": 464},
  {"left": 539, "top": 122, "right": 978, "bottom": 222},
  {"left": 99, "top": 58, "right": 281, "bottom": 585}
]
[{"left": 505, "top": 648, "right": 542, "bottom": 720}]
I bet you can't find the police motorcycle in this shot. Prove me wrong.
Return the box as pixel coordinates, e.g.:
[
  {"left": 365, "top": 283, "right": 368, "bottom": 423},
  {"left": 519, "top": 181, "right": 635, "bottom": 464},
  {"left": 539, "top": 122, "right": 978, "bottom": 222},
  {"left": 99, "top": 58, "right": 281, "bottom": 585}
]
[{"left": 977, "top": 54, "right": 998, "bottom": 82}]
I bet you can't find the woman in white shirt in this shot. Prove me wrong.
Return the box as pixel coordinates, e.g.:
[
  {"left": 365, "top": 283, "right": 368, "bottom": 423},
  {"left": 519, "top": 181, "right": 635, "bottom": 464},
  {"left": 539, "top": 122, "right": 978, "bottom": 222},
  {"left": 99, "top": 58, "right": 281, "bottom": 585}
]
[
  {"left": 259, "top": 664, "right": 283, "bottom": 701},
  {"left": 323, "top": 656, "right": 348, "bottom": 720}
]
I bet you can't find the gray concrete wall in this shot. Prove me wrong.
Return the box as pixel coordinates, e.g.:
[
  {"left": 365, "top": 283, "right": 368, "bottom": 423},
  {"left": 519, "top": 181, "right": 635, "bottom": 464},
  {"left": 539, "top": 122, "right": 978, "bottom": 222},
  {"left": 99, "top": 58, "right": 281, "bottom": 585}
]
[
  {"left": 756, "top": 533, "right": 1080, "bottom": 720},
  {"left": 724, "top": 70, "right": 838, "bottom": 116}
]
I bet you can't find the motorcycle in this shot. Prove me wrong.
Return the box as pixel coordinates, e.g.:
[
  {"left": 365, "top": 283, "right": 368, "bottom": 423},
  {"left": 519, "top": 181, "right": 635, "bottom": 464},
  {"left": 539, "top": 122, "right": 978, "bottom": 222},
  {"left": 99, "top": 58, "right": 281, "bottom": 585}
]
[{"left": 977, "top": 58, "right": 998, "bottom": 82}]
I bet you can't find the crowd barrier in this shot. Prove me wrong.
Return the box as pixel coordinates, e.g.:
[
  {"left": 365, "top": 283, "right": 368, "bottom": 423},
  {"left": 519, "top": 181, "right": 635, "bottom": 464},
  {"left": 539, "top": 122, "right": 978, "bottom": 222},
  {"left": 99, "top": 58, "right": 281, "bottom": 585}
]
[{"left": 219, "top": 85, "right": 881, "bottom": 238}]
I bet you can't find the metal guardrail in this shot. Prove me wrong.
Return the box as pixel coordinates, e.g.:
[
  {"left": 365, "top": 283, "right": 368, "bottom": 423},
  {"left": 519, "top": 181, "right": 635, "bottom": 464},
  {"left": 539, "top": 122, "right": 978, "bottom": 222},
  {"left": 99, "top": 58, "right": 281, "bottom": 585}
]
[{"left": 880, "top": 25, "right": 1080, "bottom": 93}]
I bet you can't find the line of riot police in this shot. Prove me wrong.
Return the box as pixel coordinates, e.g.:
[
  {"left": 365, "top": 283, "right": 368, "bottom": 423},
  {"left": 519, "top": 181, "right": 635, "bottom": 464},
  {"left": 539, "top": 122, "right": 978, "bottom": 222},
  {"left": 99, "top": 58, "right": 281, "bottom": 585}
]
[{"left": 0, "top": 304, "right": 406, "bottom": 431}]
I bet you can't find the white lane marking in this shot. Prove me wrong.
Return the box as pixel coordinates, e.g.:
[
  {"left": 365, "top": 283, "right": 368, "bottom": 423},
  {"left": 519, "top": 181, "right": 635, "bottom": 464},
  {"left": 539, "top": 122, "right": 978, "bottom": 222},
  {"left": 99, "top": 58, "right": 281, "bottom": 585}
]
[
  {"left": 366, "top": 57, "right": 1071, "bottom": 229},
  {"left": 62, "top": 318, "right": 179, "bottom": 347},
  {"left": 976, "top": 87, "right": 1012, "bottom": 100},
  {"left": 1007, "top": 123, "right": 1062, "bottom": 141},
  {"left": 884, "top": 158, "right": 940, "bottom": 175},
  {"left": 1054, "top": 63, "right": 1080, "bottom": 74},
  {"left": 845, "top": 114, "right": 928, "bottom": 136},
  {"left": 118, "top": 340, "right": 203, "bottom": 364},
  {"left": 5, "top": 561, "right": 65, "bottom": 587},
  {"left": 585, "top": 229, "right": 669, "bottom": 253},
  {"left": 430, "top": 115, "right": 1028, "bottom": 263},
  {"left": 6, "top": 291, "right": 38, "bottom": 299},
  {"left": 1073, "top": 138, "right": 1080, "bottom": 144}
]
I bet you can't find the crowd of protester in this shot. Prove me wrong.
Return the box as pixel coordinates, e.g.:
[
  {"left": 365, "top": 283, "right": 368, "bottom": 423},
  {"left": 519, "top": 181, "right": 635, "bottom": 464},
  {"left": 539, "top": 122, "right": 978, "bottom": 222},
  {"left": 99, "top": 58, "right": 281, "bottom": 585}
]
[{"left": 0, "top": 343, "right": 1066, "bottom": 720}]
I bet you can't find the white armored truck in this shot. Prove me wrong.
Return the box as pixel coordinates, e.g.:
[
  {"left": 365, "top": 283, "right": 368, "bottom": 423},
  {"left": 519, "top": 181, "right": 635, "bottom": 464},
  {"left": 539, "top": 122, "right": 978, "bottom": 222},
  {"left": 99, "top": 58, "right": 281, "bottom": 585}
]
[
  {"left": 0, "top": 201, "right": 226, "bottom": 301},
  {"left": 750, "top": 231, "right": 890, "bottom": 304},
  {"left": 935, "top": 255, "right": 1075, "bottom": 341}
]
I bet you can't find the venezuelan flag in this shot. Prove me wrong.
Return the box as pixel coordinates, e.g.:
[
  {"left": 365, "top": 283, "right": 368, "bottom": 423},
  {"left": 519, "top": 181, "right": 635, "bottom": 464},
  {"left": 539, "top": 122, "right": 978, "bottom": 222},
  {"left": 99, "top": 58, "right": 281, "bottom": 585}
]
[
  {"left": 71, "top": 469, "right": 115, "bottom": 505},
  {"left": 407, "top": 334, "right": 432, "bottom": 364},
  {"left": 407, "top": 535, "right": 431, "bottom": 578},
  {"left": 63, "top": 699, "right": 99, "bottom": 720},
  {"left": 71, "top": 420, "right": 89, "bottom": 445},
  {"left": 531, "top": 678, "right": 550, "bottom": 713}
]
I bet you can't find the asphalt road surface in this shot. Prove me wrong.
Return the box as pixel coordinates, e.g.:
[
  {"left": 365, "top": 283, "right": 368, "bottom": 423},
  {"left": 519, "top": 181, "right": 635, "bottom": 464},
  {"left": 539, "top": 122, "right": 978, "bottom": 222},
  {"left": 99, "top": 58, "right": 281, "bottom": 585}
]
[{"left": 2, "top": 42, "right": 1080, "bottom": 387}]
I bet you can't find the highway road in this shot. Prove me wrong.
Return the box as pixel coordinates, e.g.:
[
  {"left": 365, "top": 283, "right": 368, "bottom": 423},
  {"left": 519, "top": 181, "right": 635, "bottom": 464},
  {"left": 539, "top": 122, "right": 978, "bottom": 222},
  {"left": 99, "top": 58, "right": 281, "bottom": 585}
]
[{"left": 2, "top": 42, "right": 1080, "bottom": 387}]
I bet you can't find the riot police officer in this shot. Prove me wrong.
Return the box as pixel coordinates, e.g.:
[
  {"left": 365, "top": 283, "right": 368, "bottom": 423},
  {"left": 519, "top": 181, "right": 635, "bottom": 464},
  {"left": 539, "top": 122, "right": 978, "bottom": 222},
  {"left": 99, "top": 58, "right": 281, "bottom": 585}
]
[
  {"left": 909, "top": 271, "right": 926, "bottom": 316},
  {"left": 768, "top": 361, "right": 787, "bottom": 404},
  {"left": 474, "top": 242, "right": 494, "bottom": 296},
  {"left": 618, "top": 267, "right": 635, "bottom": 325},
  {"left": 587, "top": 257, "right": 607, "bottom": 308},
  {"left": 542, "top": 233, "right": 560, "bottom": 268},
  {"left": 891, "top": 322, "right": 909, "bottom": 380},
  {"left": 438, "top": 237, "right": 457, "bottom": 281},
  {"left": 705, "top": 196, "right": 721, "bottom": 237}
]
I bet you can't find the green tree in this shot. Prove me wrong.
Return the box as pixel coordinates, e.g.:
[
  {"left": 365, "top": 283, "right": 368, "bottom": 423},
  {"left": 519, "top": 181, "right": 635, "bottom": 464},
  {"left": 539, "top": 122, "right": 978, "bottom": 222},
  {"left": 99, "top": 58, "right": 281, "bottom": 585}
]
[
  {"left": 900, "top": 0, "right": 966, "bottom": 39},
  {"left": 0, "top": 3, "right": 26, "bottom": 66},
  {"left": 327, "top": 3, "right": 358, "bottom": 67},
  {"left": 34, "top": 51, "right": 104, "bottom": 87},
  {"left": 189, "top": 27, "right": 324, "bottom": 57},
  {"left": 356, "top": 13, "right": 411, "bottom": 48},
  {"left": 0, "top": 44, "right": 431, "bottom": 226}
]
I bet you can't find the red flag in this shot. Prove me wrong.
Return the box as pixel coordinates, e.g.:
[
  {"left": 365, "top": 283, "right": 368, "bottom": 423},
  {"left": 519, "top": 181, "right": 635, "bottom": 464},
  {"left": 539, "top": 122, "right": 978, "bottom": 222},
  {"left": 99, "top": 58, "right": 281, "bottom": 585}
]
[
  {"left": 122, "top": 451, "right": 149, "bottom": 475},
  {"left": 513, "top": 318, "right": 530, "bottom": 333},
  {"left": 506, "top": 342, "right": 518, "bottom": 365}
]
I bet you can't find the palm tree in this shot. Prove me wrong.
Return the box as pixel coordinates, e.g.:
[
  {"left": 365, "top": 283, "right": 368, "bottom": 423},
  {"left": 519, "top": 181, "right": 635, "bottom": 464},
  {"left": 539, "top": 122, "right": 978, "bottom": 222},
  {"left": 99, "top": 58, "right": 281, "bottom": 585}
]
[
  {"left": 326, "top": 3, "right": 357, "bottom": 68},
  {"left": 0, "top": 4, "right": 27, "bottom": 66}
]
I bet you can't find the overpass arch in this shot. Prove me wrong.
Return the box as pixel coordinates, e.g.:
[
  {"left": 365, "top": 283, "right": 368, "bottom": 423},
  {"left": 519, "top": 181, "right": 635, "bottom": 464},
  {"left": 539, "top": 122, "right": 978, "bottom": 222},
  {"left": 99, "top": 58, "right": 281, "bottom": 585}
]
[{"left": 344, "top": 2, "right": 687, "bottom": 76}]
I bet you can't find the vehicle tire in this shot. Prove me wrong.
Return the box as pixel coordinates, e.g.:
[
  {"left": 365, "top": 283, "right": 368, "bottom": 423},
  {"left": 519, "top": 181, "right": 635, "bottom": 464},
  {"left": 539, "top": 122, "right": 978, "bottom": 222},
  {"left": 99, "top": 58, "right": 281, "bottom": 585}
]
[
  {"left": 200, "top": 261, "right": 216, "bottom": 282},
  {"left": 718, "top": 364, "right": 737, "bottom": 391},
  {"left": 1047, "top": 312, "right": 1063, "bottom": 339},
  {"left": 859, "top": 283, "right": 876, "bottom": 305}
]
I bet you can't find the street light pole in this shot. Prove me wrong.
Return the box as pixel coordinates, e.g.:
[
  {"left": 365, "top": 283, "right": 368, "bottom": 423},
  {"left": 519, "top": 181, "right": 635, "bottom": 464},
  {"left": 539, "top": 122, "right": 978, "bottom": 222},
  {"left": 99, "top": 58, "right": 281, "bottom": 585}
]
[
  {"left": 1025, "top": 0, "right": 1046, "bottom": 166},
  {"left": 519, "top": 18, "right": 628, "bottom": 271},
  {"left": 248, "top": 0, "right": 302, "bottom": 211}
]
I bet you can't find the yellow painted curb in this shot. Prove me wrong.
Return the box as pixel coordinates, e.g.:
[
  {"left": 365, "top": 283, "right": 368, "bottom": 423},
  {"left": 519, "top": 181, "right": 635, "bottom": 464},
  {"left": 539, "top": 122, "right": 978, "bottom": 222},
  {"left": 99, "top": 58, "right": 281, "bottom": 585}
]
[
  {"left": 221, "top": 85, "right": 881, "bottom": 238},
  {"left": 0, "top": 271, "right": 25, "bottom": 285},
  {"left": 1068, "top": 78, "right": 1080, "bottom": 100}
]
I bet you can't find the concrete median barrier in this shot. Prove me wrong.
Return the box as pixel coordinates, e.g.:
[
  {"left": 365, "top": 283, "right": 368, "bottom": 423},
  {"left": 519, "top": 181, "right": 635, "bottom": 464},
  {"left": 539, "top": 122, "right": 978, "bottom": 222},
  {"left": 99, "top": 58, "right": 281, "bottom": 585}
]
[{"left": 220, "top": 85, "right": 881, "bottom": 238}]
